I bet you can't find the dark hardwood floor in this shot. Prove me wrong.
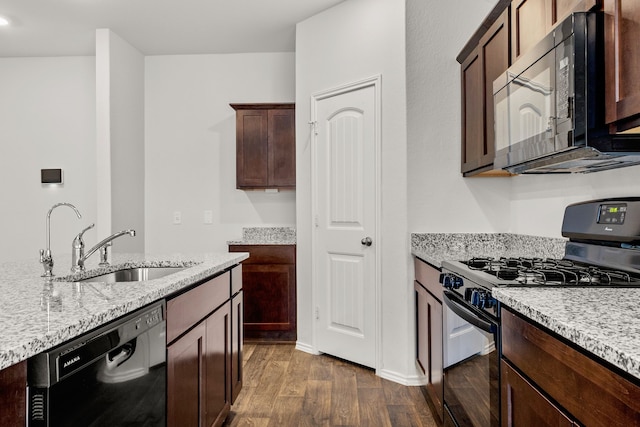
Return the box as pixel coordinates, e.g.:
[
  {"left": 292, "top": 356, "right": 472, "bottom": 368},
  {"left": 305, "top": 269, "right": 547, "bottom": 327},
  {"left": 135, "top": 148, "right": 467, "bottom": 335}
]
[{"left": 223, "top": 343, "right": 438, "bottom": 427}]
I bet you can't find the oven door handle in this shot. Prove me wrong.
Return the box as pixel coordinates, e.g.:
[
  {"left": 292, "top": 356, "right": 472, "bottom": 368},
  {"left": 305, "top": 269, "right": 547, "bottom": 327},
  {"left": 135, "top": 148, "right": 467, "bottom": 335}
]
[{"left": 443, "top": 290, "right": 497, "bottom": 334}]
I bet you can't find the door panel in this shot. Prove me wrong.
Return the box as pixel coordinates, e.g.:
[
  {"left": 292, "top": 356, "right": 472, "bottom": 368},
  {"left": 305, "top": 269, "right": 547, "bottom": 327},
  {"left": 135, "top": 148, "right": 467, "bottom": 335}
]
[{"left": 314, "top": 81, "right": 377, "bottom": 369}]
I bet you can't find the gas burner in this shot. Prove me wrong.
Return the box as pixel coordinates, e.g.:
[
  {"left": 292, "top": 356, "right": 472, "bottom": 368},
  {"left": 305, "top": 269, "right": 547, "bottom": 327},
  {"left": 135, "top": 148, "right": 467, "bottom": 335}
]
[{"left": 461, "top": 257, "right": 640, "bottom": 287}]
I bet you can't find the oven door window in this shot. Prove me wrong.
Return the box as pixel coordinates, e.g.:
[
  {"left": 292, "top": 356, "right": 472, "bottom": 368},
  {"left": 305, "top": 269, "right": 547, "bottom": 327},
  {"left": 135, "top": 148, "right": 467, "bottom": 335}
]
[
  {"left": 48, "top": 331, "right": 166, "bottom": 426},
  {"left": 443, "top": 294, "right": 499, "bottom": 427}
]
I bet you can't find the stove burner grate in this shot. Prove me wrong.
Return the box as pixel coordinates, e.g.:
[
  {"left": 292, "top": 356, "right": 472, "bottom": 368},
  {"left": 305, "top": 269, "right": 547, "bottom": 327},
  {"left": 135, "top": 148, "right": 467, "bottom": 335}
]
[{"left": 463, "top": 257, "right": 639, "bottom": 286}]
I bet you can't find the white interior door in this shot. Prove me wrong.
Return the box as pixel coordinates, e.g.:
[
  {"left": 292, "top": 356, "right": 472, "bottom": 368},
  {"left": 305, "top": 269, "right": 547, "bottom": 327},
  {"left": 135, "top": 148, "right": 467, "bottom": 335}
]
[{"left": 312, "top": 78, "right": 379, "bottom": 369}]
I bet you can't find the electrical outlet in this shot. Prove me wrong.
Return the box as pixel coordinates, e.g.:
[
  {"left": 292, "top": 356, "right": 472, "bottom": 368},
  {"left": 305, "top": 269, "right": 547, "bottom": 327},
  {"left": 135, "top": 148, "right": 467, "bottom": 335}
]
[
  {"left": 173, "top": 211, "right": 182, "bottom": 225},
  {"left": 204, "top": 210, "right": 213, "bottom": 224}
]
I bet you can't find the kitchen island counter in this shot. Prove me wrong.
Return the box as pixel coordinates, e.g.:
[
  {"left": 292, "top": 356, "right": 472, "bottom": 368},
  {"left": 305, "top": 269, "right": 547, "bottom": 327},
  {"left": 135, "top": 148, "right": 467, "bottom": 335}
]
[
  {"left": 493, "top": 286, "right": 640, "bottom": 382},
  {"left": 0, "top": 252, "right": 248, "bottom": 370}
]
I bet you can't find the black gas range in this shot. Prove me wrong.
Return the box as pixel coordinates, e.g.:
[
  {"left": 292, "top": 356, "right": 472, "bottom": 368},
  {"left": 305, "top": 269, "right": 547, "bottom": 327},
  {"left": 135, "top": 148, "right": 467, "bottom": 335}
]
[{"left": 437, "top": 198, "right": 640, "bottom": 427}]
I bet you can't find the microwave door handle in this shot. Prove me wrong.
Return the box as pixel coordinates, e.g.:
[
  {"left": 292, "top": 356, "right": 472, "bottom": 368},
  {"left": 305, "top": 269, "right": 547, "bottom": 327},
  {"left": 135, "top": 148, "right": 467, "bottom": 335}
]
[{"left": 443, "top": 290, "right": 496, "bottom": 334}]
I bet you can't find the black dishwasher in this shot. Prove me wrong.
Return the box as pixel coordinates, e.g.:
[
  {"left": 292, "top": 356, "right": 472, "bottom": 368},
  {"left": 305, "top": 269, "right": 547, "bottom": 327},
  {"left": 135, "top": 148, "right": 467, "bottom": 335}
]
[{"left": 27, "top": 301, "right": 166, "bottom": 427}]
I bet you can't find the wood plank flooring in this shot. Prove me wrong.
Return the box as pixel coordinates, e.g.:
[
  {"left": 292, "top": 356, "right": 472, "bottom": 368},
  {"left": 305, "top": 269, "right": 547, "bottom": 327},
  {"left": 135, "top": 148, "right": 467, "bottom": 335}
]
[{"left": 223, "top": 343, "right": 438, "bottom": 427}]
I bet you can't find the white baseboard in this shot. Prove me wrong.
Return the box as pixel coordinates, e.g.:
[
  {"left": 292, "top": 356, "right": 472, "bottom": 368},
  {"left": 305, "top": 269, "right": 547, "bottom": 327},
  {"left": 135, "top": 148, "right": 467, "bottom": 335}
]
[
  {"left": 377, "top": 368, "right": 428, "bottom": 386},
  {"left": 295, "top": 341, "right": 320, "bottom": 355}
]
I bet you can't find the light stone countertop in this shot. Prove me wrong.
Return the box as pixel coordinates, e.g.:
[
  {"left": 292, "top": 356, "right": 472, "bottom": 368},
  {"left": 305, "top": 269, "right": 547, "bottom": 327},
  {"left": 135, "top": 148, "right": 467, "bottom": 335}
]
[
  {"left": 492, "top": 286, "right": 640, "bottom": 380},
  {"left": 411, "top": 232, "right": 640, "bottom": 381},
  {"left": 0, "top": 251, "right": 248, "bottom": 371},
  {"left": 227, "top": 226, "right": 296, "bottom": 245}
]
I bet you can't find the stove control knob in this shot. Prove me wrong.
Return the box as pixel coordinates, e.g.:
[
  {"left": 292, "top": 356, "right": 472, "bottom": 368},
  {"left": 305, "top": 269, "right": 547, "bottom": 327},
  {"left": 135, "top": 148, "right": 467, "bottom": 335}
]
[
  {"left": 470, "top": 289, "right": 480, "bottom": 306},
  {"left": 439, "top": 274, "right": 463, "bottom": 289}
]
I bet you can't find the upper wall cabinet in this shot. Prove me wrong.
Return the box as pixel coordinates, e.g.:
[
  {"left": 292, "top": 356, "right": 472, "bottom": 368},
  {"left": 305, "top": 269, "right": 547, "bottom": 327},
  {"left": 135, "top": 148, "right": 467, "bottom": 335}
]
[
  {"left": 511, "top": 0, "right": 587, "bottom": 60},
  {"left": 231, "top": 103, "right": 295, "bottom": 190},
  {"left": 460, "top": 7, "right": 511, "bottom": 177},
  {"left": 457, "top": 0, "right": 596, "bottom": 177},
  {"left": 604, "top": 0, "right": 640, "bottom": 131}
]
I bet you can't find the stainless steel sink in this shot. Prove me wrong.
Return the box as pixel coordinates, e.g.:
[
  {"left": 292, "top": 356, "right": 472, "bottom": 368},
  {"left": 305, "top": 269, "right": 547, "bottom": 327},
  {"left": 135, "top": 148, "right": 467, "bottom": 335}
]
[{"left": 79, "top": 267, "right": 186, "bottom": 283}]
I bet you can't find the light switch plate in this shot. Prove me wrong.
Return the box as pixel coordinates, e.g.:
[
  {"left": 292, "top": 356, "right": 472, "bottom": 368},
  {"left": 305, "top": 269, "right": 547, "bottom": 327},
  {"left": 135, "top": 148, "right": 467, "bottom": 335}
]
[
  {"left": 173, "top": 211, "right": 182, "bottom": 225},
  {"left": 204, "top": 210, "right": 213, "bottom": 224}
]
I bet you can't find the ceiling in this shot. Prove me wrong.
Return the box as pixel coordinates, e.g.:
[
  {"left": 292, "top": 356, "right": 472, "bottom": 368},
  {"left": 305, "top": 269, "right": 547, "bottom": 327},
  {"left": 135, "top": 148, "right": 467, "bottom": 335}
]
[{"left": 0, "top": 0, "right": 345, "bottom": 57}]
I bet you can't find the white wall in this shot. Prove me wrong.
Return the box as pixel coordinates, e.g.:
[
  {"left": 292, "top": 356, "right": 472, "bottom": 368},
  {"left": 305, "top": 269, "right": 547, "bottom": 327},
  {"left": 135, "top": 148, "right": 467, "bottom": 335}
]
[
  {"left": 407, "top": 0, "right": 511, "bottom": 234},
  {"left": 0, "top": 57, "right": 97, "bottom": 264},
  {"left": 406, "top": 0, "right": 640, "bottom": 239},
  {"left": 296, "top": 0, "right": 413, "bottom": 382},
  {"left": 144, "top": 53, "right": 296, "bottom": 254},
  {"left": 96, "top": 29, "right": 146, "bottom": 254}
]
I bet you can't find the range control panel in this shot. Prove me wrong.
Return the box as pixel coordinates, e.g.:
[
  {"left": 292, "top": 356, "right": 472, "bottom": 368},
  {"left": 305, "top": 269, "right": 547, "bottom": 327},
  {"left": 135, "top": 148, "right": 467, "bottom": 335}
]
[{"left": 562, "top": 198, "right": 640, "bottom": 243}]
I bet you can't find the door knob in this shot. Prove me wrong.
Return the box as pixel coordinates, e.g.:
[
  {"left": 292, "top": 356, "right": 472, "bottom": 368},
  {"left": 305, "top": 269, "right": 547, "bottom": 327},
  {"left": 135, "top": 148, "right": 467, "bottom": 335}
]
[{"left": 361, "top": 237, "right": 372, "bottom": 246}]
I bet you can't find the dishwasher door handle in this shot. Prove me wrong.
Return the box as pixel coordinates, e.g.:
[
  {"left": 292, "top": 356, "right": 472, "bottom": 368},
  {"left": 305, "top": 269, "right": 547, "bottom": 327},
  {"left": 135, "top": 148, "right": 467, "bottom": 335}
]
[{"left": 443, "top": 290, "right": 497, "bottom": 334}]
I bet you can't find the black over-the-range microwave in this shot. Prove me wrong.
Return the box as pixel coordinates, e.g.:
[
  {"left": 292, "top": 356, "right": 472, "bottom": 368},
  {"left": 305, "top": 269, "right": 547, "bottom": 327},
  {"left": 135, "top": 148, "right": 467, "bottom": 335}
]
[{"left": 492, "top": 12, "right": 640, "bottom": 174}]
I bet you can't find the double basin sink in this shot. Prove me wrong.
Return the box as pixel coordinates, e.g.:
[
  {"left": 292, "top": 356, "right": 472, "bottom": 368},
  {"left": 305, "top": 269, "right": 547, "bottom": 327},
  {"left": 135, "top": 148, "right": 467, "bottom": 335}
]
[{"left": 78, "top": 267, "right": 186, "bottom": 283}]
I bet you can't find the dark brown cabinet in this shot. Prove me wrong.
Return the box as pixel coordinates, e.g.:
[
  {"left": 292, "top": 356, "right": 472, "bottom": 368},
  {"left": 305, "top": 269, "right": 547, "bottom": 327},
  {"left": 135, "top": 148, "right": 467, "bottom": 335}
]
[
  {"left": 228, "top": 244, "right": 296, "bottom": 341},
  {"left": 604, "top": 0, "right": 640, "bottom": 131},
  {"left": 166, "top": 269, "right": 241, "bottom": 427},
  {"left": 511, "top": 0, "right": 590, "bottom": 60},
  {"left": 501, "top": 308, "right": 640, "bottom": 427},
  {"left": 460, "top": 8, "right": 511, "bottom": 177},
  {"left": 414, "top": 258, "right": 444, "bottom": 422},
  {"left": 231, "top": 103, "right": 295, "bottom": 190},
  {"left": 230, "top": 265, "right": 243, "bottom": 404},
  {"left": 501, "top": 360, "right": 574, "bottom": 427},
  {"left": 0, "top": 360, "right": 26, "bottom": 427}
]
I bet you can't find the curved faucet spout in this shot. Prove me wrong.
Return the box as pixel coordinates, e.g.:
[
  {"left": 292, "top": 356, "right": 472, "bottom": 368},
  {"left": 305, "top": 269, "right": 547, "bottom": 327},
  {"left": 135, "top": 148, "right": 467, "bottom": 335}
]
[
  {"left": 71, "top": 229, "right": 136, "bottom": 273},
  {"left": 41, "top": 202, "right": 82, "bottom": 277}
]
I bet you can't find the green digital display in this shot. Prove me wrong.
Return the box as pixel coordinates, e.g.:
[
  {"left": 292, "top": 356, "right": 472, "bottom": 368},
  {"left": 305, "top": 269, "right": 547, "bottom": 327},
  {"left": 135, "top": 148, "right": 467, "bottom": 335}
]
[{"left": 598, "top": 204, "right": 626, "bottom": 224}]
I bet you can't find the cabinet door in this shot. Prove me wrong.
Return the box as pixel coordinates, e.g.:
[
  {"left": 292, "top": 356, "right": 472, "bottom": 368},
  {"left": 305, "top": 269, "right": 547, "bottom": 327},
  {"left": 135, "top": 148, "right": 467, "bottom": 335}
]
[
  {"left": 501, "top": 360, "right": 574, "bottom": 427},
  {"left": 204, "top": 302, "right": 231, "bottom": 427},
  {"left": 461, "top": 8, "right": 510, "bottom": 177},
  {"left": 512, "top": 0, "right": 549, "bottom": 60},
  {"left": 243, "top": 263, "right": 296, "bottom": 340},
  {"left": 268, "top": 108, "right": 295, "bottom": 187},
  {"left": 0, "top": 361, "right": 26, "bottom": 427},
  {"left": 236, "top": 109, "right": 269, "bottom": 188},
  {"left": 461, "top": 46, "right": 484, "bottom": 174},
  {"left": 604, "top": 0, "right": 640, "bottom": 129},
  {"left": 415, "top": 281, "right": 443, "bottom": 422},
  {"left": 167, "top": 322, "right": 206, "bottom": 427},
  {"left": 230, "top": 290, "right": 243, "bottom": 404}
]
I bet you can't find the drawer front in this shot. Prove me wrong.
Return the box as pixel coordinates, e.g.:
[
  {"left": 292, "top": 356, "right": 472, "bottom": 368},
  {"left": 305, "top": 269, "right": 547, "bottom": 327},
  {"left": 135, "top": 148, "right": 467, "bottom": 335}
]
[
  {"left": 167, "top": 271, "right": 230, "bottom": 344},
  {"left": 231, "top": 264, "right": 242, "bottom": 295},
  {"left": 229, "top": 245, "right": 295, "bottom": 265},
  {"left": 414, "top": 258, "right": 442, "bottom": 299},
  {"left": 501, "top": 308, "right": 640, "bottom": 427}
]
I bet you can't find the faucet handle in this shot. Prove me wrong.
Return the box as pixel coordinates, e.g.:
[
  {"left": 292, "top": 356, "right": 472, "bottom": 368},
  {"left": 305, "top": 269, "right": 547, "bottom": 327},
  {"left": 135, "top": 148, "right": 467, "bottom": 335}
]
[
  {"left": 98, "top": 242, "right": 112, "bottom": 267},
  {"left": 73, "top": 223, "right": 95, "bottom": 247}
]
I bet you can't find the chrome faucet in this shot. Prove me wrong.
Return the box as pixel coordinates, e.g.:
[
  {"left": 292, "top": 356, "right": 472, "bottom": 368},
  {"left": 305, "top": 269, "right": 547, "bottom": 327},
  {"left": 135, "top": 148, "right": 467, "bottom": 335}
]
[
  {"left": 40, "top": 202, "right": 82, "bottom": 277},
  {"left": 71, "top": 227, "right": 136, "bottom": 273}
]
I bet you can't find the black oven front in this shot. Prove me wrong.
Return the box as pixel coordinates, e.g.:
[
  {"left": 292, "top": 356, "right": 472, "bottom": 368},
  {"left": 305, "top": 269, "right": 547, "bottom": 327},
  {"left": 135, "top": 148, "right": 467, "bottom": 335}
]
[
  {"left": 440, "top": 273, "right": 500, "bottom": 427},
  {"left": 27, "top": 301, "right": 166, "bottom": 427}
]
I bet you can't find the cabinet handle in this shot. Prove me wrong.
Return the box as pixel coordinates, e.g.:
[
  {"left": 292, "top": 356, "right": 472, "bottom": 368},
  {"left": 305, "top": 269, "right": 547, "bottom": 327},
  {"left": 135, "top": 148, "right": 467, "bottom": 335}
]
[{"left": 361, "top": 237, "right": 372, "bottom": 246}]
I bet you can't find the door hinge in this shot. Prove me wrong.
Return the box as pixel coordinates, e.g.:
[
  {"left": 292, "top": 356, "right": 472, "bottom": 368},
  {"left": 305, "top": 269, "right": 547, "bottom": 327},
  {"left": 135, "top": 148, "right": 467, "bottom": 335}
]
[
  {"left": 315, "top": 306, "right": 320, "bottom": 320},
  {"left": 314, "top": 215, "right": 319, "bottom": 228}
]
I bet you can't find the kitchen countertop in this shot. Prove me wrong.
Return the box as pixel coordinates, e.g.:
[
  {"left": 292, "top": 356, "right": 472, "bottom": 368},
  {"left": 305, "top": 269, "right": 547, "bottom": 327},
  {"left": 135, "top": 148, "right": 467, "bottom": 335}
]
[
  {"left": 227, "top": 226, "right": 296, "bottom": 245},
  {"left": 0, "top": 251, "right": 248, "bottom": 371},
  {"left": 493, "top": 286, "right": 640, "bottom": 381},
  {"left": 411, "top": 232, "right": 640, "bottom": 381}
]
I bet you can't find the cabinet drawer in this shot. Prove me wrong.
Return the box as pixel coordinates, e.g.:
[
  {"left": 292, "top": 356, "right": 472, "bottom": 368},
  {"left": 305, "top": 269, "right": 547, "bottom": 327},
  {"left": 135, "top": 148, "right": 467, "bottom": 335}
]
[
  {"left": 229, "top": 245, "right": 295, "bottom": 265},
  {"left": 501, "top": 308, "right": 640, "bottom": 426},
  {"left": 167, "top": 272, "right": 230, "bottom": 344},
  {"left": 231, "top": 264, "right": 242, "bottom": 295},
  {"left": 414, "top": 258, "right": 442, "bottom": 299}
]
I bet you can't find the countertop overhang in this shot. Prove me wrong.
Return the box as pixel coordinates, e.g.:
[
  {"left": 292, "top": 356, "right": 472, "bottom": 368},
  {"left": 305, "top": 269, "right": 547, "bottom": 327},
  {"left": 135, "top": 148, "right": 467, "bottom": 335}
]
[{"left": 0, "top": 252, "right": 248, "bottom": 371}]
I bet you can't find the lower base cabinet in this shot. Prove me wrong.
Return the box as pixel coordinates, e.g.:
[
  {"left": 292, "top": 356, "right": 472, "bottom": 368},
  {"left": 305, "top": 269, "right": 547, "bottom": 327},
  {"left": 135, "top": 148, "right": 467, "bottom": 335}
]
[
  {"left": 414, "top": 258, "right": 444, "bottom": 423},
  {"left": 166, "top": 265, "right": 242, "bottom": 427},
  {"left": 501, "top": 308, "right": 640, "bottom": 427},
  {"left": 0, "top": 360, "right": 26, "bottom": 427}
]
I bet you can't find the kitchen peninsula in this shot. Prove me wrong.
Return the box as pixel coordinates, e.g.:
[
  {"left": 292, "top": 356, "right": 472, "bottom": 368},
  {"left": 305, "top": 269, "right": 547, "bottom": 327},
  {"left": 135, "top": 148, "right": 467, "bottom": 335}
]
[{"left": 0, "top": 251, "right": 248, "bottom": 426}]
